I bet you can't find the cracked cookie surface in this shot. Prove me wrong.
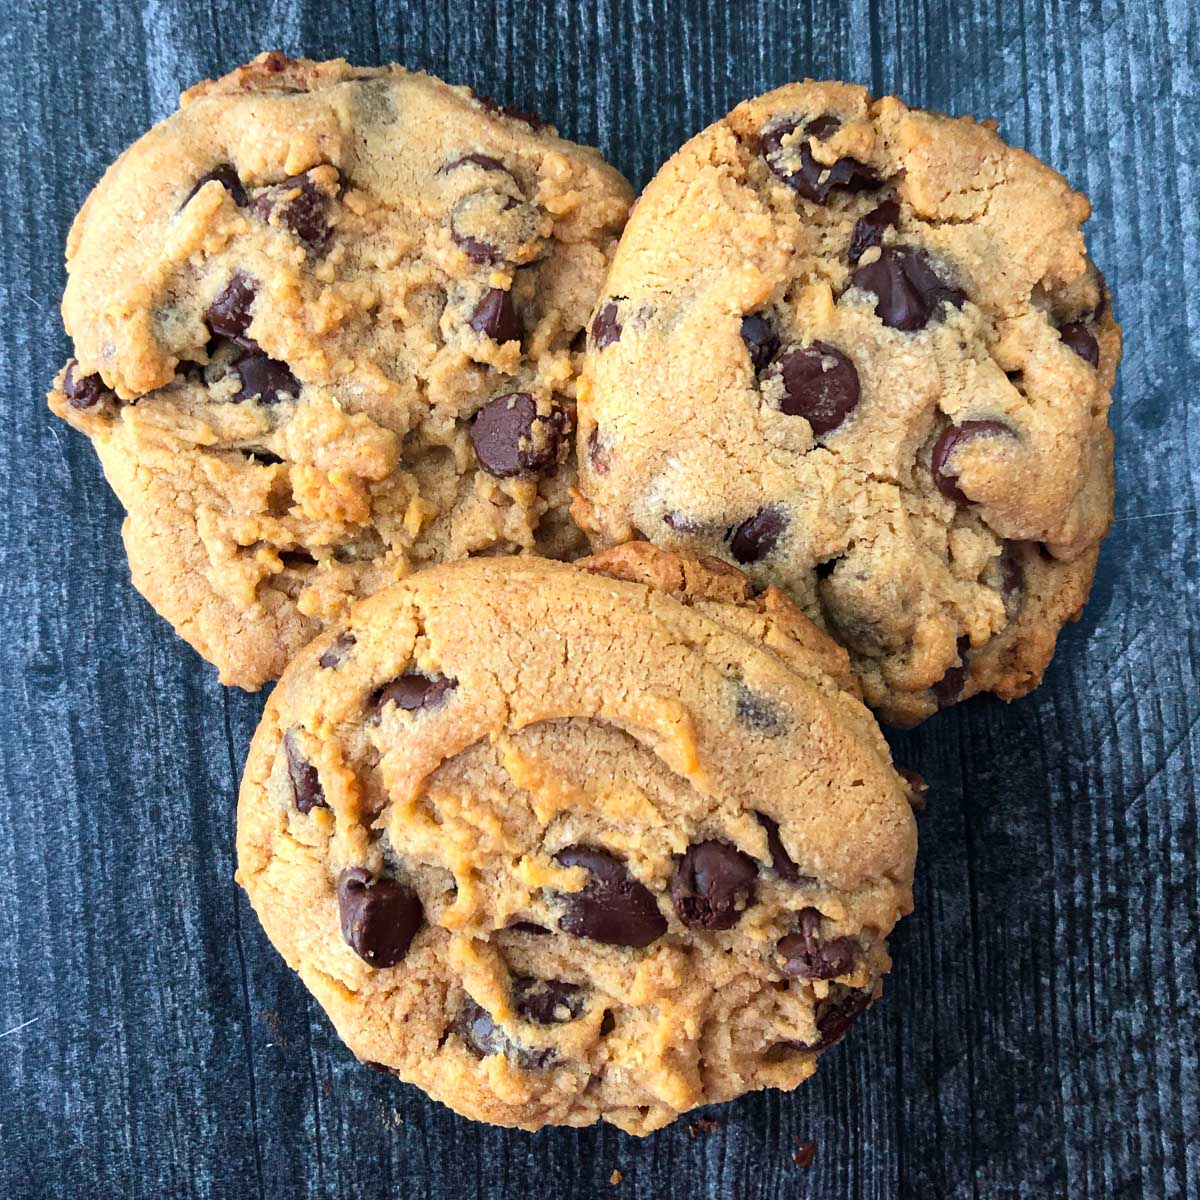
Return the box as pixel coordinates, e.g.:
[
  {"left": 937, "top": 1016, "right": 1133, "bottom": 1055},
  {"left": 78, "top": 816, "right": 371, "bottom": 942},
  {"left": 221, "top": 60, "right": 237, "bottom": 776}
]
[
  {"left": 236, "top": 545, "right": 917, "bottom": 1133},
  {"left": 574, "top": 81, "right": 1118, "bottom": 726},
  {"left": 49, "top": 52, "right": 632, "bottom": 689}
]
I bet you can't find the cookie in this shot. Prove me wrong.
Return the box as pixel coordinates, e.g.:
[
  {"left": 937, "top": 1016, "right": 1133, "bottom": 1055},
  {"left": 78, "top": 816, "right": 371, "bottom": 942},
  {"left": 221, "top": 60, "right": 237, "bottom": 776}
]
[
  {"left": 236, "top": 544, "right": 917, "bottom": 1133},
  {"left": 574, "top": 81, "right": 1119, "bottom": 726},
  {"left": 48, "top": 52, "right": 632, "bottom": 689}
]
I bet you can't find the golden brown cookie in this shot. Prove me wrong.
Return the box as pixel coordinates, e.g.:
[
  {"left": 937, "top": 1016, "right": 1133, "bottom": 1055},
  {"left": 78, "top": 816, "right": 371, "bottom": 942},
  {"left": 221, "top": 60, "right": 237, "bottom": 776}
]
[
  {"left": 574, "top": 81, "right": 1118, "bottom": 726},
  {"left": 49, "top": 53, "right": 632, "bottom": 688},
  {"left": 236, "top": 545, "right": 917, "bottom": 1133}
]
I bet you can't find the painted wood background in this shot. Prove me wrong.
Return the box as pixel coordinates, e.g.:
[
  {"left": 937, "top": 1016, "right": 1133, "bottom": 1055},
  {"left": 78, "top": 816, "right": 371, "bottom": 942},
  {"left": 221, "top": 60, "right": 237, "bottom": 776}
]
[{"left": 1, "top": 1, "right": 1196, "bottom": 1196}]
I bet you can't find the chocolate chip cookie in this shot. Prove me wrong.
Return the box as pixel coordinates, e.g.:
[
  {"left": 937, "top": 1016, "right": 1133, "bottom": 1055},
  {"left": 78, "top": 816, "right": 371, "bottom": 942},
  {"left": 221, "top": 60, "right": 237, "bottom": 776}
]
[
  {"left": 48, "top": 53, "right": 632, "bottom": 689},
  {"left": 574, "top": 81, "right": 1118, "bottom": 726},
  {"left": 236, "top": 544, "right": 917, "bottom": 1133}
]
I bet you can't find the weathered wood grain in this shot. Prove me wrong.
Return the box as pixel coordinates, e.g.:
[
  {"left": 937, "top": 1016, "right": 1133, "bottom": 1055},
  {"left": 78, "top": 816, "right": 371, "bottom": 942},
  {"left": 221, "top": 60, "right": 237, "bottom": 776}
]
[{"left": 0, "top": 1, "right": 1196, "bottom": 1197}]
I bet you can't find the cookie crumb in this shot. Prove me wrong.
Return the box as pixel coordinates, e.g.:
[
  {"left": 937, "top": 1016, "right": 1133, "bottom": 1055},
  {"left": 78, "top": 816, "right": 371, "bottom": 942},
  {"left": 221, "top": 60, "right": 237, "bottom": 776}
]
[
  {"left": 610, "top": 1169, "right": 622, "bottom": 1185},
  {"left": 792, "top": 1138, "right": 817, "bottom": 1168},
  {"left": 689, "top": 1118, "right": 720, "bottom": 1137}
]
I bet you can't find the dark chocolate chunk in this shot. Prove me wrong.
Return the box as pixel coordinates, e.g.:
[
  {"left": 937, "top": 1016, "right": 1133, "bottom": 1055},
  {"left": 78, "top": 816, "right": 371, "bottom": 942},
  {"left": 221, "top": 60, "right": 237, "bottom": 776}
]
[
  {"left": 777, "top": 908, "right": 860, "bottom": 980},
  {"left": 471, "top": 393, "right": 565, "bottom": 478},
  {"left": 850, "top": 246, "right": 966, "bottom": 330},
  {"left": 283, "top": 729, "right": 327, "bottom": 814},
  {"left": 770, "top": 342, "right": 860, "bottom": 434},
  {"left": 554, "top": 845, "right": 667, "bottom": 948},
  {"left": 848, "top": 199, "right": 900, "bottom": 264},
  {"left": 931, "top": 419, "right": 1015, "bottom": 503},
  {"left": 670, "top": 841, "right": 758, "bottom": 930},
  {"left": 468, "top": 287, "right": 521, "bottom": 342},
  {"left": 729, "top": 505, "right": 786, "bottom": 564},
  {"left": 375, "top": 672, "right": 457, "bottom": 713},
  {"left": 336, "top": 867, "right": 423, "bottom": 968}
]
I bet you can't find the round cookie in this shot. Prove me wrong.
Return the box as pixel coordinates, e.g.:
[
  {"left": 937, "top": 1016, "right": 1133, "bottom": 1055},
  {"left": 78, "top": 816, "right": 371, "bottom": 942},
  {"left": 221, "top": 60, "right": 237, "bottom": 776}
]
[
  {"left": 574, "top": 81, "right": 1119, "bottom": 726},
  {"left": 236, "top": 544, "right": 917, "bottom": 1134},
  {"left": 48, "top": 52, "right": 633, "bottom": 689}
]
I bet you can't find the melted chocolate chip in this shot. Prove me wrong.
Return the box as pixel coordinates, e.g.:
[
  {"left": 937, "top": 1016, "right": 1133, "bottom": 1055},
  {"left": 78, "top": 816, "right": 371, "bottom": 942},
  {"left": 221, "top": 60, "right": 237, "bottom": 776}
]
[
  {"left": 755, "top": 812, "right": 813, "bottom": 885},
  {"left": 455, "top": 998, "right": 556, "bottom": 1069},
  {"left": 761, "top": 120, "right": 881, "bottom": 204},
  {"left": 851, "top": 246, "right": 966, "bottom": 331},
  {"left": 336, "top": 867, "right": 423, "bottom": 968},
  {"left": 735, "top": 688, "right": 786, "bottom": 735},
  {"left": 931, "top": 419, "right": 1016, "bottom": 503},
  {"left": 232, "top": 350, "right": 301, "bottom": 405},
  {"left": 318, "top": 631, "right": 356, "bottom": 669},
  {"left": 282, "top": 730, "right": 327, "bottom": 814},
  {"left": 513, "top": 977, "right": 587, "bottom": 1024},
  {"left": 848, "top": 199, "right": 900, "bottom": 264},
  {"left": 471, "top": 393, "right": 565, "bottom": 478},
  {"left": 670, "top": 841, "right": 758, "bottom": 930},
  {"left": 591, "top": 300, "right": 623, "bottom": 350},
  {"left": 803, "top": 114, "right": 841, "bottom": 140},
  {"left": 932, "top": 634, "right": 972, "bottom": 707},
  {"left": 439, "top": 152, "right": 509, "bottom": 175},
  {"left": 206, "top": 274, "right": 258, "bottom": 342},
  {"left": 182, "top": 163, "right": 247, "bottom": 208},
  {"left": 897, "top": 768, "right": 928, "bottom": 810},
  {"left": 1059, "top": 321, "right": 1099, "bottom": 367},
  {"left": 729, "top": 505, "right": 786, "bottom": 564},
  {"left": 375, "top": 673, "right": 457, "bottom": 713},
  {"left": 468, "top": 288, "right": 521, "bottom": 342},
  {"left": 772, "top": 988, "right": 873, "bottom": 1055},
  {"left": 777, "top": 908, "right": 860, "bottom": 979},
  {"left": 62, "top": 360, "right": 112, "bottom": 410},
  {"left": 741, "top": 312, "right": 780, "bottom": 373},
  {"left": 476, "top": 95, "right": 547, "bottom": 129},
  {"left": 769, "top": 342, "right": 860, "bottom": 434},
  {"left": 250, "top": 170, "right": 336, "bottom": 249},
  {"left": 554, "top": 845, "right": 667, "bottom": 948}
]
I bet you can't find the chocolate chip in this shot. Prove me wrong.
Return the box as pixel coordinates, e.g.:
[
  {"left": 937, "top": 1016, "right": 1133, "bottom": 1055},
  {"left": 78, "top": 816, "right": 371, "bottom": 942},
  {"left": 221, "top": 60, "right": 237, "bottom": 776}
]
[
  {"left": 850, "top": 246, "right": 966, "bottom": 330},
  {"left": 848, "top": 199, "right": 900, "bottom": 264},
  {"left": 729, "top": 505, "right": 786, "bottom": 564},
  {"left": 62, "top": 359, "right": 112, "bottom": 410},
  {"left": 250, "top": 170, "right": 335, "bottom": 249},
  {"left": 591, "top": 300, "right": 623, "bottom": 350},
  {"left": 761, "top": 120, "right": 881, "bottom": 204},
  {"left": 771, "top": 988, "right": 872, "bottom": 1056},
  {"left": 997, "top": 542, "right": 1025, "bottom": 617},
  {"left": 375, "top": 672, "right": 457, "bottom": 713},
  {"left": 932, "top": 634, "right": 972, "bottom": 707},
  {"left": 336, "top": 867, "right": 423, "bottom": 968},
  {"left": 670, "top": 841, "right": 758, "bottom": 930},
  {"left": 471, "top": 393, "right": 565, "bottom": 478},
  {"left": 586, "top": 426, "right": 611, "bottom": 474},
  {"left": 803, "top": 114, "right": 841, "bottom": 140},
  {"left": 319, "top": 631, "right": 355, "bottom": 669},
  {"left": 242, "top": 448, "right": 282, "bottom": 465},
  {"left": 735, "top": 688, "right": 785, "bottom": 735},
  {"left": 476, "top": 95, "right": 547, "bottom": 130},
  {"left": 931, "top": 419, "right": 1015, "bottom": 503},
  {"left": 554, "top": 845, "right": 667, "bottom": 948},
  {"left": 449, "top": 191, "right": 540, "bottom": 265},
  {"left": 206, "top": 274, "right": 258, "bottom": 342},
  {"left": 663, "top": 511, "right": 703, "bottom": 534},
  {"left": 755, "top": 812, "right": 813, "bottom": 885},
  {"left": 182, "top": 163, "right": 247, "bottom": 208},
  {"left": 232, "top": 349, "right": 301, "bottom": 405},
  {"left": 282, "top": 730, "right": 327, "bottom": 813},
  {"left": 740, "top": 313, "right": 779, "bottom": 373},
  {"left": 439, "top": 152, "right": 509, "bottom": 175},
  {"left": 456, "top": 997, "right": 556, "bottom": 1069},
  {"left": 778, "top": 908, "right": 860, "bottom": 979},
  {"left": 468, "top": 288, "right": 521, "bottom": 343},
  {"left": 897, "top": 768, "right": 928, "bottom": 810},
  {"left": 769, "top": 343, "right": 860, "bottom": 434},
  {"left": 1059, "top": 321, "right": 1099, "bottom": 367},
  {"left": 506, "top": 920, "right": 550, "bottom": 935},
  {"left": 513, "top": 977, "right": 586, "bottom": 1024}
]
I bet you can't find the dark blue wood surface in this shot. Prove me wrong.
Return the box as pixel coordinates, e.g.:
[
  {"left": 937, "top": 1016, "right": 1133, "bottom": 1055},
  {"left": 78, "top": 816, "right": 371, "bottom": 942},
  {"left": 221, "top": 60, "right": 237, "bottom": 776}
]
[{"left": 1, "top": 2, "right": 1196, "bottom": 1197}]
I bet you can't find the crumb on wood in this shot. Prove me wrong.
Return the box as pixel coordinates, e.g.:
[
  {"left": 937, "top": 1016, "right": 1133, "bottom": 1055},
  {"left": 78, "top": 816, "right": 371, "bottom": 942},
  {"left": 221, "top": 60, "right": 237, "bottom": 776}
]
[
  {"left": 793, "top": 1137, "right": 816, "bottom": 1168},
  {"left": 690, "top": 1117, "right": 719, "bottom": 1137},
  {"left": 610, "top": 1168, "right": 622, "bottom": 1185}
]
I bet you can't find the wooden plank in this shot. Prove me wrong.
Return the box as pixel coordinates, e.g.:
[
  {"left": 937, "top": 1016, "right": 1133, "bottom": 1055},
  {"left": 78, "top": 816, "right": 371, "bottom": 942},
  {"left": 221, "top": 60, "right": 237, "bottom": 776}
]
[{"left": 0, "top": 0, "right": 1196, "bottom": 1196}]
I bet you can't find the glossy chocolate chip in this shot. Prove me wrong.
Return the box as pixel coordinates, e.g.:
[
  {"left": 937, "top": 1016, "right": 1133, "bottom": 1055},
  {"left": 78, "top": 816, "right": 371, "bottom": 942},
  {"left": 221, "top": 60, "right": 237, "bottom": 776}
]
[
  {"left": 591, "top": 300, "right": 623, "bottom": 350},
  {"left": 182, "top": 163, "right": 247, "bottom": 208},
  {"left": 206, "top": 274, "right": 258, "bottom": 342},
  {"left": 773, "top": 988, "right": 872, "bottom": 1055},
  {"left": 848, "top": 199, "right": 900, "bottom": 264},
  {"left": 931, "top": 419, "right": 1015, "bottom": 503},
  {"left": 586, "top": 426, "right": 611, "bottom": 474},
  {"left": 851, "top": 246, "right": 966, "bottom": 331},
  {"left": 761, "top": 120, "right": 881, "bottom": 204},
  {"left": 375, "top": 672, "right": 457, "bottom": 713},
  {"left": 778, "top": 908, "right": 860, "bottom": 979},
  {"left": 554, "top": 845, "right": 667, "bottom": 948},
  {"left": 283, "top": 730, "right": 327, "bottom": 813},
  {"left": 250, "top": 171, "right": 335, "bottom": 249},
  {"left": 754, "top": 812, "right": 813, "bottom": 885},
  {"left": 736, "top": 688, "right": 786, "bottom": 735},
  {"left": 62, "top": 360, "right": 112, "bottom": 410},
  {"left": 729, "top": 505, "right": 786, "bottom": 564},
  {"left": 471, "top": 393, "right": 565, "bottom": 478},
  {"left": 670, "top": 841, "right": 758, "bottom": 930},
  {"left": 318, "top": 631, "right": 356, "bottom": 669},
  {"left": 514, "top": 977, "right": 587, "bottom": 1024},
  {"left": 932, "top": 634, "right": 972, "bottom": 707},
  {"left": 770, "top": 342, "right": 860, "bottom": 434},
  {"left": 741, "top": 313, "right": 780, "bottom": 373},
  {"left": 336, "top": 867, "right": 423, "bottom": 968},
  {"left": 897, "top": 768, "right": 928, "bottom": 810},
  {"left": 803, "top": 114, "right": 841, "bottom": 140},
  {"left": 468, "top": 288, "right": 521, "bottom": 343},
  {"left": 1059, "top": 321, "right": 1099, "bottom": 367},
  {"left": 439, "top": 152, "right": 509, "bottom": 175},
  {"left": 456, "top": 998, "right": 556, "bottom": 1069},
  {"left": 232, "top": 350, "right": 301, "bottom": 405}
]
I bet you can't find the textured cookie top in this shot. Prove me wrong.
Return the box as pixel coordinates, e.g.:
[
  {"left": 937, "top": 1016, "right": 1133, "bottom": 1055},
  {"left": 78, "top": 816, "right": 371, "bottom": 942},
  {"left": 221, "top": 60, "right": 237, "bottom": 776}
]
[
  {"left": 49, "top": 53, "right": 632, "bottom": 688},
  {"left": 236, "top": 546, "right": 917, "bottom": 1133},
  {"left": 575, "top": 81, "right": 1118, "bottom": 725}
]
